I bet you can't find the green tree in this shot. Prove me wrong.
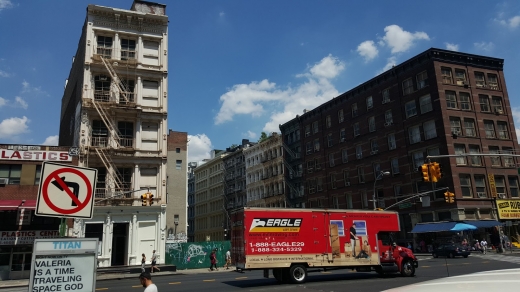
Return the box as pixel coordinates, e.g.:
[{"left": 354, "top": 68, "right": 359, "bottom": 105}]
[{"left": 258, "top": 132, "right": 268, "bottom": 143}]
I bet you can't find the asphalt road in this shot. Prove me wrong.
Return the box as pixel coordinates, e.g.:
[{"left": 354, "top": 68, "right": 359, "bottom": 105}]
[{"left": 91, "top": 254, "right": 520, "bottom": 292}]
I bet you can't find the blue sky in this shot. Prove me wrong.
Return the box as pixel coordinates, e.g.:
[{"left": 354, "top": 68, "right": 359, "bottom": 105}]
[{"left": 0, "top": 0, "right": 519, "bottom": 163}]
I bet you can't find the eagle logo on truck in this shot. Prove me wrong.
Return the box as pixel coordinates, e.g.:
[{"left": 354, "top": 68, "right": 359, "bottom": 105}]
[{"left": 250, "top": 218, "right": 302, "bottom": 232}]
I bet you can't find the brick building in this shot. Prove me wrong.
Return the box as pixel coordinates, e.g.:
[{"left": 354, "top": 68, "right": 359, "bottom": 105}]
[{"left": 166, "top": 130, "right": 188, "bottom": 241}]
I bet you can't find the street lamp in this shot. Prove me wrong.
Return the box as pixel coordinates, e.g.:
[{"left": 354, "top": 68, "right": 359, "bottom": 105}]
[{"left": 373, "top": 171, "right": 391, "bottom": 210}]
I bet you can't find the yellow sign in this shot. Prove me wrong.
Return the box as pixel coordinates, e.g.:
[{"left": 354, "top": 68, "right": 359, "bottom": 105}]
[
  {"left": 488, "top": 174, "right": 497, "bottom": 198},
  {"left": 496, "top": 199, "right": 520, "bottom": 219}
]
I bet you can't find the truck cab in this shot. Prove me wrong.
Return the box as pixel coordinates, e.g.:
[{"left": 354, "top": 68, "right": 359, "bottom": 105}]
[{"left": 377, "top": 232, "right": 418, "bottom": 276}]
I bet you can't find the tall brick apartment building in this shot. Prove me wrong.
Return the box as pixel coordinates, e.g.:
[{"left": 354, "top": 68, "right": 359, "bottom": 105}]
[{"left": 281, "top": 48, "right": 519, "bottom": 235}]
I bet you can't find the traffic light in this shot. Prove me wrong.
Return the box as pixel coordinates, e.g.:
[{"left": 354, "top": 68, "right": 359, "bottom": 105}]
[
  {"left": 141, "top": 193, "right": 148, "bottom": 206},
  {"left": 430, "top": 162, "right": 440, "bottom": 182},
  {"left": 420, "top": 163, "right": 430, "bottom": 182},
  {"left": 444, "top": 191, "right": 455, "bottom": 203},
  {"left": 148, "top": 193, "right": 154, "bottom": 205}
]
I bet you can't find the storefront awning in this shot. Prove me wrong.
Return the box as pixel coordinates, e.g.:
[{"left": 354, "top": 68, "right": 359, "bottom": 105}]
[
  {"left": 0, "top": 200, "right": 24, "bottom": 211},
  {"left": 19, "top": 200, "right": 36, "bottom": 210},
  {"left": 463, "top": 220, "right": 503, "bottom": 228},
  {"left": 410, "top": 222, "right": 458, "bottom": 233}
]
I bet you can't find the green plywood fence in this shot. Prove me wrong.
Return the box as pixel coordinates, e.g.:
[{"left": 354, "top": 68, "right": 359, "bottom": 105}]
[{"left": 165, "top": 241, "right": 231, "bottom": 270}]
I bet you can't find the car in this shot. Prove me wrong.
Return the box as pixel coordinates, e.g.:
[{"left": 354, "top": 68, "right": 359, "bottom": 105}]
[{"left": 432, "top": 243, "right": 470, "bottom": 258}]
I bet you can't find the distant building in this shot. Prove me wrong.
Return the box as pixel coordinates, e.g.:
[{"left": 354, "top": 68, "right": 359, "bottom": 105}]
[
  {"left": 279, "top": 117, "right": 305, "bottom": 207},
  {"left": 0, "top": 144, "right": 77, "bottom": 280},
  {"left": 58, "top": 1, "right": 169, "bottom": 267},
  {"left": 280, "top": 48, "right": 518, "bottom": 238},
  {"left": 166, "top": 130, "right": 188, "bottom": 241},
  {"left": 187, "top": 161, "right": 197, "bottom": 242}
]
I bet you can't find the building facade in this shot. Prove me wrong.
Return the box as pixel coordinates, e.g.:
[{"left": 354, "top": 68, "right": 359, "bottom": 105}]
[
  {"left": 58, "top": 1, "right": 169, "bottom": 267},
  {"left": 0, "top": 145, "right": 77, "bottom": 280},
  {"left": 280, "top": 117, "right": 306, "bottom": 208},
  {"left": 166, "top": 130, "right": 188, "bottom": 241},
  {"left": 281, "top": 48, "right": 518, "bottom": 238},
  {"left": 187, "top": 162, "right": 197, "bottom": 242}
]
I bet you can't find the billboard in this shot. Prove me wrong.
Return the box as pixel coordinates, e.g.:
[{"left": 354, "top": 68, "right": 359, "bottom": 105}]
[{"left": 496, "top": 199, "right": 520, "bottom": 219}]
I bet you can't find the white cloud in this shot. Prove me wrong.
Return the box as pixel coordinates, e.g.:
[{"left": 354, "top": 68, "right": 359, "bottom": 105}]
[
  {"left": 357, "top": 40, "right": 379, "bottom": 62},
  {"left": 42, "top": 135, "right": 59, "bottom": 146},
  {"left": 15, "top": 96, "right": 28, "bottom": 109},
  {"left": 381, "top": 25, "right": 430, "bottom": 54},
  {"left": 215, "top": 55, "right": 344, "bottom": 133},
  {"left": 474, "top": 41, "right": 495, "bottom": 52},
  {"left": 0, "top": 97, "right": 6, "bottom": 107},
  {"left": 0, "top": 0, "right": 13, "bottom": 12},
  {"left": 509, "top": 16, "right": 520, "bottom": 28},
  {"left": 377, "top": 56, "right": 398, "bottom": 75},
  {"left": 188, "top": 134, "right": 213, "bottom": 164},
  {"left": 21, "top": 80, "right": 45, "bottom": 95},
  {"left": 0, "top": 116, "right": 30, "bottom": 139},
  {"left": 219, "top": 11, "right": 225, "bottom": 17},
  {"left": 244, "top": 130, "right": 257, "bottom": 140},
  {"left": 512, "top": 107, "right": 520, "bottom": 141},
  {"left": 445, "top": 43, "right": 459, "bottom": 51},
  {"left": 0, "top": 70, "right": 9, "bottom": 77}
]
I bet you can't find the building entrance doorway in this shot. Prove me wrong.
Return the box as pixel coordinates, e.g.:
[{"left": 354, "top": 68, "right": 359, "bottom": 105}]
[{"left": 111, "top": 223, "right": 128, "bottom": 266}]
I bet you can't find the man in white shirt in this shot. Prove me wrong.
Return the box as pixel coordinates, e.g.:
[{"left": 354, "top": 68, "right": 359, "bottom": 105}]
[
  {"left": 480, "top": 239, "right": 488, "bottom": 254},
  {"left": 224, "top": 250, "right": 231, "bottom": 269},
  {"left": 139, "top": 272, "right": 158, "bottom": 292}
]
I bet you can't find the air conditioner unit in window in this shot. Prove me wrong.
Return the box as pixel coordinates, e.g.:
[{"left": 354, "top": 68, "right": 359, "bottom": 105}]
[
  {"left": 498, "top": 193, "right": 506, "bottom": 199},
  {"left": 477, "top": 192, "right": 487, "bottom": 198},
  {"left": 345, "top": 182, "right": 351, "bottom": 186},
  {"left": 495, "top": 109, "right": 503, "bottom": 115},
  {"left": 0, "top": 178, "right": 8, "bottom": 185},
  {"left": 452, "top": 131, "right": 461, "bottom": 137},
  {"left": 456, "top": 80, "right": 464, "bottom": 86},
  {"left": 384, "top": 122, "right": 392, "bottom": 127}
]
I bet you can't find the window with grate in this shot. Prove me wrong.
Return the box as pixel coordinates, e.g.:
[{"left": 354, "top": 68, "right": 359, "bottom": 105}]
[
  {"left": 484, "top": 120, "right": 496, "bottom": 138},
  {"left": 441, "top": 67, "right": 453, "bottom": 84},
  {"left": 492, "top": 96, "right": 503, "bottom": 114},
  {"left": 497, "top": 122, "right": 509, "bottom": 139},
  {"left": 455, "top": 69, "right": 466, "bottom": 85},
  {"left": 460, "top": 174, "right": 472, "bottom": 197},
  {"left": 469, "top": 145, "right": 481, "bottom": 166},
  {"left": 503, "top": 147, "right": 514, "bottom": 167},
  {"left": 464, "top": 118, "right": 476, "bottom": 137},
  {"left": 487, "top": 73, "right": 499, "bottom": 90},
  {"left": 489, "top": 146, "right": 501, "bottom": 166},
  {"left": 475, "top": 175, "right": 487, "bottom": 198},
  {"left": 459, "top": 92, "right": 471, "bottom": 111},
  {"left": 475, "top": 72, "right": 486, "bottom": 88},
  {"left": 454, "top": 144, "right": 467, "bottom": 165},
  {"left": 479, "top": 95, "right": 490, "bottom": 112},
  {"left": 446, "top": 91, "right": 457, "bottom": 109},
  {"left": 509, "top": 177, "right": 519, "bottom": 198}
]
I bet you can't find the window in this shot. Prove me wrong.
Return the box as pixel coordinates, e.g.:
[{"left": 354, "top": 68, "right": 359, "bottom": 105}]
[
  {"left": 346, "top": 193, "right": 353, "bottom": 208},
  {"left": 370, "top": 139, "right": 379, "bottom": 153},
  {"left": 306, "top": 142, "right": 312, "bottom": 154},
  {"left": 0, "top": 164, "right": 21, "bottom": 185},
  {"left": 479, "top": 95, "right": 490, "bottom": 112},
  {"left": 353, "top": 122, "right": 360, "bottom": 137},
  {"left": 332, "top": 196, "right": 339, "bottom": 208},
  {"left": 394, "top": 185, "right": 403, "bottom": 201},
  {"left": 391, "top": 158, "right": 399, "bottom": 174},
  {"left": 356, "top": 145, "right": 363, "bottom": 159},
  {"left": 305, "top": 125, "right": 311, "bottom": 137},
  {"left": 94, "top": 75, "right": 111, "bottom": 102},
  {"left": 460, "top": 174, "right": 472, "bottom": 197},
  {"left": 509, "top": 177, "right": 519, "bottom": 198},
  {"left": 118, "top": 121, "right": 134, "bottom": 147},
  {"left": 387, "top": 133, "right": 396, "bottom": 150},
  {"left": 464, "top": 118, "right": 476, "bottom": 137},
  {"left": 373, "top": 163, "right": 381, "bottom": 177},
  {"left": 419, "top": 94, "right": 432, "bottom": 113},
  {"left": 317, "top": 177, "right": 323, "bottom": 191},
  {"left": 454, "top": 144, "right": 467, "bottom": 165},
  {"left": 326, "top": 115, "right": 331, "bottom": 128},
  {"left": 176, "top": 148, "right": 180, "bottom": 153},
  {"left": 96, "top": 35, "right": 113, "bottom": 58},
  {"left": 497, "top": 122, "right": 509, "bottom": 139},
  {"left": 495, "top": 176, "right": 506, "bottom": 197},
  {"left": 455, "top": 69, "right": 467, "bottom": 85},
  {"left": 449, "top": 117, "right": 462, "bottom": 136},
  {"left": 35, "top": 165, "right": 42, "bottom": 185},
  {"left": 312, "top": 121, "right": 319, "bottom": 134},
  {"left": 384, "top": 110, "right": 393, "bottom": 125},
  {"left": 338, "top": 109, "right": 344, "bottom": 123},
  {"left": 492, "top": 96, "right": 504, "bottom": 114},
  {"left": 488, "top": 73, "right": 499, "bottom": 90},
  {"left": 403, "top": 78, "right": 414, "bottom": 95},
  {"left": 342, "top": 148, "right": 348, "bottom": 163},
  {"left": 307, "top": 161, "right": 314, "bottom": 173},
  {"left": 441, "top": 67, "right": 453, "bottom": 84},
  {"left": 327, "top": 133, "right": 333, "bottom": 147},
  {"left": 459, "top": 92, "right": 471, "bottom": 111},
  {"left": 382, "top": 88, "right": 390, "bottom": 103},
  {"left": 121, "top": 38, "right": 136, "bottom": 60},
  {"left": 475, "top": 176, "right": 487, "bottom": 198},
  {"left": 329, "top": 153, "right": 335, "bottom": 167},
  {"left": 446, "top": 91, "right": 457, "bottom": 109},
  {"left": 308, "top": 179, "right": 316, "bottom": 193},
  {"left": 427, "top": 147, "right": 440, "bottom": 157},
  {"left": 484, "top": 120, "right": 496, "bottom": 138},
  {"left": 416, "top": 71, "right": 428, "bottom": 89},
  {"left": 423, "top": 120, "right": 437, "bottom": 140},
  {"left": 489, "top": 146, "right": 501, "bottom": 166},
  {"left": 368, "top": 116, "right": 376, "bottom": 132},
  {"left": 366, "top": 96, "right": 373, "bottom": 110},
  {"left": 503, "top": 147, "right": 515, "bottom": 167},
  {"left": 405, "top": 100, "right": 417, "bottom": 118},
  {"left": 315, "top": 158, "right": 321, "bottom": 170},
  {"left": 343, "top": 170, "right": 350, "bottom": 186},
  {"left": 352, "top": 103, "right": 358, "bottom": 117},
  {"left": 358, "top": 167, "right": 365, "bottom": 183},
  {"left": 412, "top": 152, "right": 424, "bottom": 169},
  {"left": 475, "top": 72, "right": 486, "bottom": 88},
  {"left": 314, "top": 139, "right": 320, "bottom": 152},
  {"left": 175, "top": 160, "right": 183, "bottom": 170},
  {"left": 340, "top": 128, "right": 346, "bottom": 142},
  {"left": 330, "top": 173, "right": 337, "bottom": 189},
  {"left": 469, "top": 145, "right": 481, "bottom": 166},
  {"left": 408, "top": 125, "right": 421, "bottom": 144}
]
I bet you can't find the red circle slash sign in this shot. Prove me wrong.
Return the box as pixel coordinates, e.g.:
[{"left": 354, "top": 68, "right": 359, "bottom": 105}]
[{"left": 42, "top": 168, "right": 93, "bottom": 215}]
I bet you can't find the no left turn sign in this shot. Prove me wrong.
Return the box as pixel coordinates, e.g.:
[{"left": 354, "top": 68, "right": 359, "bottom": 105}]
[{"left": 36, "top": 162, "right": 97, "bottom": 219}]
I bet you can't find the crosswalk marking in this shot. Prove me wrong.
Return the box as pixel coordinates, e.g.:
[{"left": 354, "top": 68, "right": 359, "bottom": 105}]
[{"left": 472, "top": 253, "right": 520, "bottom": 265}]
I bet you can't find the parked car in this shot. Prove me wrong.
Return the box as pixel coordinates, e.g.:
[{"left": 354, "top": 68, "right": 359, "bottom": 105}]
[{"left": 432, "top": 243, "right": 470, "bottom": 258}]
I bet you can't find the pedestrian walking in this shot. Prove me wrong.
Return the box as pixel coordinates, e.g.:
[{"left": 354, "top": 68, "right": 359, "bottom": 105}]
[
  {"left": 139, "top": 272, "right": 158, "bottom": 292},
  {"left": 141, "top": 253, "right": 146, "bottom": 273},
  {"left": 209, "top": 250, "right": 218, "bottom": 271},
  {"left": 350, "top": 223, "right": 357, "bottom": 257},
  {"left": 150, "top": 250, "right": 160, "bottom": 273},
  {"left": 224, "top": 250, "right": 231, "bottom": 269},
  {"left": 480, "top": 239, "right": 487, "bottom": 254}
]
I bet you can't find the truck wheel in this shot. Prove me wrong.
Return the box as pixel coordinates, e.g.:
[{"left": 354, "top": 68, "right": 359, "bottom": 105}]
[
  {"left": 289, "top": 264, "right": 307, "bottom": 284},
  {"left": 272, "top": 268, "right": 283, "bottom": 283},
  {"left": 375, "top": 266, "right": 384, "bottom": 276},
  {"left": 401, "top": 260, "right": 415, "bottom": 277}
]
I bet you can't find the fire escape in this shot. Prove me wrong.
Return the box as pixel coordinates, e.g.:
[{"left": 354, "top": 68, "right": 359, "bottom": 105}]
[{"left": 282, "top": 142, "right": 302, "bottom": 205}]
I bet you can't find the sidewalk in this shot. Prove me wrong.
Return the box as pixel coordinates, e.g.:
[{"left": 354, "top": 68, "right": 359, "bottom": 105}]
[{"left": 0, "top": 266, "right": 237, "bottom": 289}]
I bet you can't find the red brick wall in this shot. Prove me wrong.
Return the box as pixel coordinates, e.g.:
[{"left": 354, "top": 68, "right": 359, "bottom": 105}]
[{"left": 167, "top": 130, "right": 188, "bottom": 151}]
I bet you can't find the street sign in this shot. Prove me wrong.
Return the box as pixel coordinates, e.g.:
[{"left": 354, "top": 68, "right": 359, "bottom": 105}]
[
  {"left": 36, "top": 162, "right": 97, "bottom": 219},
  {"left": 399, "top": 202, "right": 412, "bottom": 209},
  {"left": 29, "top": 238, "right": 98, "bottom": 292}
]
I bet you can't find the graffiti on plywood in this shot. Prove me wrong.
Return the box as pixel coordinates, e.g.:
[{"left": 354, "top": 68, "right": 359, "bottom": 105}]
[{"left": 165, "top": 241, "right": 231, "bottom": 270}]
